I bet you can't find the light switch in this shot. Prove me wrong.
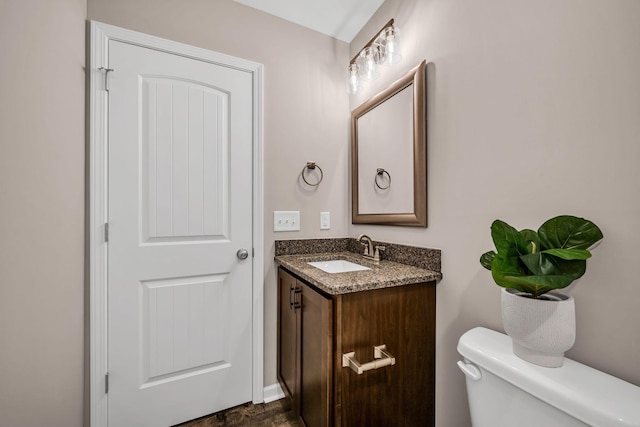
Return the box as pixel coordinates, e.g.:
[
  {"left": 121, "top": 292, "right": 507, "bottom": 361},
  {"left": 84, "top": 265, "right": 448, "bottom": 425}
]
[
  {"left": 274, "top": 211, "right": 300, "bottom": 232},
  {"left": 320, "top": 212, "right": 330, "bottom": 230}
]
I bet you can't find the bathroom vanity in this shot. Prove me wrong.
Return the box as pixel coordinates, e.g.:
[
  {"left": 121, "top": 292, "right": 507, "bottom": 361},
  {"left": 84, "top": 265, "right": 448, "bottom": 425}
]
[{"left": 275, "top": 242, "right": 441, "bottom": 427}]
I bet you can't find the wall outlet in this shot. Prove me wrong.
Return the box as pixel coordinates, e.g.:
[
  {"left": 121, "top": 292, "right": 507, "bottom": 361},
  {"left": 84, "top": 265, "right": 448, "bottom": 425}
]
[
  {"left": 274, "top": 211, "right": 300, "bottom": 231},
  {"left": 320, "top": 212, "right": 330, "bottom": 230}
]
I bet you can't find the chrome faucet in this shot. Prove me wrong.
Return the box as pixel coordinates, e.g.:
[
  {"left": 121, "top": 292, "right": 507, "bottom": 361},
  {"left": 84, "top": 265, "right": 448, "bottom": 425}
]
[
  {"left": 357, "top": 234, "right": 385, "bottom": 264},
  {"left": 357, "top": 234, "right": 374, "bottom": 257}
]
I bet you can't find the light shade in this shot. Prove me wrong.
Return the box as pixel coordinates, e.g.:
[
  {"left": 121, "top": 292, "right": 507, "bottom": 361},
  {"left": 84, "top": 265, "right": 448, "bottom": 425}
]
[
  {"left": 379, "top": 25, "right": 402, "bottom": 66},
  {"left": 358, "top": 46, "right": 380, "bottom": 81},
  {"left": 346, "top": 63, "right": 363, "bottom": 94}
]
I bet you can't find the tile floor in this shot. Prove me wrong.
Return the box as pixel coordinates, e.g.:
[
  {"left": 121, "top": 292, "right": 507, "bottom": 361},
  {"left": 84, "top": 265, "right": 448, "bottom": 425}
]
[{"left": 175, "top": 400, "right": 301, "bottom": 427}]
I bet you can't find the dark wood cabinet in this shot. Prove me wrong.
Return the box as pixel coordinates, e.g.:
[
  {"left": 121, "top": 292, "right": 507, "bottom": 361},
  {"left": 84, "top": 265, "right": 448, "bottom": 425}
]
[
  {"left": 277, "top": 267, "right": 435, "bottom": 427},
  {"left": 277, "top": 268, "right": 299, "bottom": 407},
  {"left": 335, "top": 282, "right": 436, "bottom": 426},
  {"left": 278, "top": 268, "right": 333, "bottom": 426},
  {"left": 299, "top": 279, "right": 333, "bottom": 427}
]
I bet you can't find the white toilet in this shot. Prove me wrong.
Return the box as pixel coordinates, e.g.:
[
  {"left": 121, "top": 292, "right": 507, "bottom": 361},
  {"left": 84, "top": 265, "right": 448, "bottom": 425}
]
[{"left": 457, "top": 327, "right": 640, "bottom": 427}]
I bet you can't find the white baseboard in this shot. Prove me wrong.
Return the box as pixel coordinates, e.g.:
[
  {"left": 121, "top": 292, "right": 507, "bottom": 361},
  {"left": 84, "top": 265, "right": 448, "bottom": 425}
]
[{"left": 263, "top": 383, "right": 285, "bottom": 403}]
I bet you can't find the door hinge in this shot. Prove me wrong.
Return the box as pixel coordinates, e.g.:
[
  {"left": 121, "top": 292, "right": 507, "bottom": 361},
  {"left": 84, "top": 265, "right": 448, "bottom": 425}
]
[
  {"left": 98, "top": 67, "right": 114, "bottom": 92},
  {"left": 105, "top": 373, "right": 109, "bottom": 394},
  {"left": 252, "top": 248, "right": 255, "bottom": 258},
  {"left": 104, "top": 222, "right": 109, "bottom": 242}
]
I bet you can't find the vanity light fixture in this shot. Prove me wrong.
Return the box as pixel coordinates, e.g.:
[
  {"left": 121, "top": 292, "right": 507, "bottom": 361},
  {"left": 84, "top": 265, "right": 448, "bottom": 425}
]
[{"left": 346, "top": 19, "right": 402, "bottom": 94}]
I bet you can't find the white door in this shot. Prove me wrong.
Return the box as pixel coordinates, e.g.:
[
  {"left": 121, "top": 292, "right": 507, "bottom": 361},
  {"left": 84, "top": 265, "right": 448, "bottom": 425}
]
[{"left": 107, "top": 40, "right": 253, "bottom": 427}]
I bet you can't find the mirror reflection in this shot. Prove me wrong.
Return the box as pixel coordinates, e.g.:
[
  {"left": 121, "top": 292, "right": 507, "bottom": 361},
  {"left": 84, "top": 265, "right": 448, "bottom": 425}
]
[
  {"left": 357, "top": 84, "right": 414, "bottom": 214},
  {"left": 351, "top": 60, "right": 427, "bottom": 227}
]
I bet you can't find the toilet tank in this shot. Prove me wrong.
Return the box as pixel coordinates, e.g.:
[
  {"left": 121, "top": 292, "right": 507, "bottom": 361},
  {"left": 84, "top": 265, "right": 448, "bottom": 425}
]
[{"left": 457, "top": 327, "right": 640, "bottom": 427}]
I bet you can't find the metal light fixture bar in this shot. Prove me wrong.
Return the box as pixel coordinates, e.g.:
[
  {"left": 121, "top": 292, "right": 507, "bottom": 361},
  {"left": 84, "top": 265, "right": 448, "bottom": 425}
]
[
  {"left": 346, "top": 18, "right": 401, "bottom": 94},
  {"left": 350, "top": 18, "right": 395, "bottom": 65}
]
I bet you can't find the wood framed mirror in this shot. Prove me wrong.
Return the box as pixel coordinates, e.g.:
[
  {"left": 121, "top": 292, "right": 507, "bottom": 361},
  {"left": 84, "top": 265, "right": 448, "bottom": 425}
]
[{"left": 351, "top": 60, "right": 427, "bottom": 227}]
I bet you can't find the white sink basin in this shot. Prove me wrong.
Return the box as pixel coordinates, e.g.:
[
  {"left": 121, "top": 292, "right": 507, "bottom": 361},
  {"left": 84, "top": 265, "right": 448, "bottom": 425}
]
[{"left": 307, "top": 260, "right": 370, "bottom": 274}]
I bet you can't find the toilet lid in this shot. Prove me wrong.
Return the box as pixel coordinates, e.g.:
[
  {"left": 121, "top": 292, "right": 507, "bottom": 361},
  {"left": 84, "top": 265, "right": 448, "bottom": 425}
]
[{"left": 457, "top": 327, "right": 640, "bottom": 427}]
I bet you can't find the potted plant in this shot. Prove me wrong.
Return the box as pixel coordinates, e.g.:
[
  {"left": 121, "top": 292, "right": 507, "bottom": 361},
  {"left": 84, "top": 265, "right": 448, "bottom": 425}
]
[{"left": 480, "top": 215, "right": 603, "bottom": 367}]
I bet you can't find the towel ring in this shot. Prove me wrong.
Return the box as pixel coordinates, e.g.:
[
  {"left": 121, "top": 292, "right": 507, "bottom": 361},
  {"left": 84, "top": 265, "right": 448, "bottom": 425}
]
[
  {"left": 375, "top": 168, "right": 391, "bottom": 190},
  {"left": 302, "top": 162, "right": 323, "bottom": 187}
]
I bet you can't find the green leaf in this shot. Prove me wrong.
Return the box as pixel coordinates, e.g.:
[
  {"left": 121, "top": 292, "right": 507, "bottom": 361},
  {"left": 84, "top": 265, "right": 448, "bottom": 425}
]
[
  {"left": 542, "top": 248, "right": 592, "bottom": 260},
  {"left": 502, "top": 277, "right": 556, "bottom": 297},
  {"left": 520, "top": 253, "right": 586, "bottom": 279},
  {"left": 503, "top": 274, "right": 571, "bottom": 298},
  {"left": 488, "top": 220, "right": 541, "bottom": 293},
  {"left": 538, "top": 215, "right": 603, "bottom": 250},
  {"left": 520, "top": 252, "right": 557, "bottom": 276},
  {"left": 519, "top": 229, "right": 540, "bottom": 254},
  {"left": 480, "top": 251, "right": 495, "bottom": 270},
  {"left": 491, "top": 220, "right": 523, "bottom": 255},
  {"left": 491, "top": 251, "right": 528, "bottom": 292}
]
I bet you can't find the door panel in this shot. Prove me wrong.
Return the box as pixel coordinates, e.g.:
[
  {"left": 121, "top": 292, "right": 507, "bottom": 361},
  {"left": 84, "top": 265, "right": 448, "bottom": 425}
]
[
  {"left": 140, "top": 77, "right": 228, "bottom": 240},
  {"left": 141, "top": 274, "right": 227, "bottom": 383},
  {"left": 107, "top": 40, "right": 253, "bottom": 427}
]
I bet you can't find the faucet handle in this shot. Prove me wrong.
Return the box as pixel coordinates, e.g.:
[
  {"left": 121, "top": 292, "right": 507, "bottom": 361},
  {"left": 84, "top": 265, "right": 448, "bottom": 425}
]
[
  {"left": 360, "top": 241, "right": 370, "bottom": 256},
  {"left": 374, "top": 245, "right": 386, "bottom": 261}
]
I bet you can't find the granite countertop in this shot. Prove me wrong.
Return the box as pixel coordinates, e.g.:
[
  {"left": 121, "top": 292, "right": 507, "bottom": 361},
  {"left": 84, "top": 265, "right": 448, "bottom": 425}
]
[{"left": 275, "top": 251, "right": 442, "bottom": 295}]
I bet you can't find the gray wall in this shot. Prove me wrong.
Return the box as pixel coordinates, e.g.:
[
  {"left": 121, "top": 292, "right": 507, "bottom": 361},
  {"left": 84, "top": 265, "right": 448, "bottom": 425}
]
[
  {"left": 0, "top": 0, "right": 86, "bottom": 426},
  {"left": 349, "top": 0, "right": 640, "bottom": 426}
]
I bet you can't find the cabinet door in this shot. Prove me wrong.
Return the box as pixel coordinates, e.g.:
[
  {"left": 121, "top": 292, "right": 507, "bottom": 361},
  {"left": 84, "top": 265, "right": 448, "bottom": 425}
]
[
  {"left": 299, "top": 282, "right": 333, "bottom": 427},
  {"left": 277, "top": 268, "right": 299, "bottom": 408},
  {"left": 337, "top": 282, "right": 436, "bottom": 426}
]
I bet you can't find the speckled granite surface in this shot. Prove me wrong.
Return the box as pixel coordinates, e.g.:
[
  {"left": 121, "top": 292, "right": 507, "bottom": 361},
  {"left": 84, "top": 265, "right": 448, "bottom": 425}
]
[
  {"left": 344, "top": 238, "right": 441, "bottom": 272},
  {"left": 275, "top": 251, "right": 442, "bottom": 295},
  {"left": 275, "top": 238, "right": 441, "bottom": 272},
  {"left": 274, "top": 238, "right": 351, "bottom": 256}
]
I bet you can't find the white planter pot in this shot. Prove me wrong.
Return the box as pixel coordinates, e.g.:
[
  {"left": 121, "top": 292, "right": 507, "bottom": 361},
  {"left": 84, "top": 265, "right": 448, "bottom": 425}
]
[{"left": 501, "top": 288, "right": 575, "bottom": 368}]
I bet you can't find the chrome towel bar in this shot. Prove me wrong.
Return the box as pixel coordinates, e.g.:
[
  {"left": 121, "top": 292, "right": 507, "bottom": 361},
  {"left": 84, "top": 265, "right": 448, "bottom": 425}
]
[{"left": 342, "top": 345, "right": 396, "bottom": 375}]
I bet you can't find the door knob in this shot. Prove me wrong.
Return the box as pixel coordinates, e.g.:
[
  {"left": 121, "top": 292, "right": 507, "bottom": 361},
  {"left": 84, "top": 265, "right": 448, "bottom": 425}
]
[{"left": 236, "top": 248, "right": 249, "bottom": 260}]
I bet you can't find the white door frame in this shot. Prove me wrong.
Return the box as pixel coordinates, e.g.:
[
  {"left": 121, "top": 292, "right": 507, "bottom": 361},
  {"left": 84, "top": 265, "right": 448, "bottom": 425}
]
[{"left": 88, "top": 21, "right": 264, "bottom": 427}]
